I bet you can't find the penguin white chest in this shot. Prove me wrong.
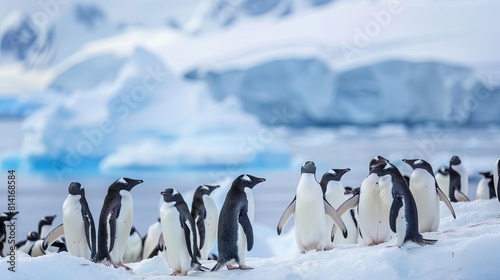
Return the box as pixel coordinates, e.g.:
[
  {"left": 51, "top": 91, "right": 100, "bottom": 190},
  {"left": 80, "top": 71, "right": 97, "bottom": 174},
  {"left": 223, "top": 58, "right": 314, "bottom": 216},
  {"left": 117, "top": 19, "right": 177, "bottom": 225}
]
[
  {"left": 324, "top": 181, "right": 350, "bottom": 245},
  {"left": 358, "top": 174, "right": 391, "bottom": 245},
  {"left": 409, "top": 169, "right": 439, "bottom": 232},
  {"left": 160, "top": 202, "right": 191, "bottom": 273},
  {"left": 62, "top": 195, "right": 87, "bottom": 257},
  {"left": 200, "top": 195, "right": 218, "bottom": 259},
  {"left": 295, "top": 174, "right": 326, "bottom": 251},
  {"left": 395, "top": 200, "right": 407, "bottom": 247},
  {"left": 110, "top": 191, "right": 133, "bottom": 262}
]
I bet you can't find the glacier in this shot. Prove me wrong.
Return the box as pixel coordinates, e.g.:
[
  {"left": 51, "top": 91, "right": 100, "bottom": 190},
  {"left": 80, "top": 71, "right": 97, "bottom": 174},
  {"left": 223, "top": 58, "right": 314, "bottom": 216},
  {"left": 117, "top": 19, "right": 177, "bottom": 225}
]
[{"left": 0, "top": 0, "right": 499, "bottom": 175}]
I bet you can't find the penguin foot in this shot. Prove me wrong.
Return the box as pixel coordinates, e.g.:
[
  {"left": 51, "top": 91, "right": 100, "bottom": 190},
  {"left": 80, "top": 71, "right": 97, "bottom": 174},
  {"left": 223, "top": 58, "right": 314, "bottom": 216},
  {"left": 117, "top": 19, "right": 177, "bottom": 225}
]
[
  {"left": 114, "top": 262, "right": 132, "bottom": 271},
  {"left": 171, "top": 271, "right": 187, "bottom": 276},
  {"left": 239, "top": 265, "right": 253, "bottom": 270},
  {"left": 227, "top": 265, "right": 238, "bottom": 270}
]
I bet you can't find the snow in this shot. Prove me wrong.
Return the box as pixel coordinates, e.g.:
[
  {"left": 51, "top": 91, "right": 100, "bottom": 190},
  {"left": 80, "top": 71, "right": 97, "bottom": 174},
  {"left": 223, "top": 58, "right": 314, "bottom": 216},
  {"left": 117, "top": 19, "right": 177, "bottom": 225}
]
[{"left": 2, "top": 199, "right": 500, "bottom": 279}]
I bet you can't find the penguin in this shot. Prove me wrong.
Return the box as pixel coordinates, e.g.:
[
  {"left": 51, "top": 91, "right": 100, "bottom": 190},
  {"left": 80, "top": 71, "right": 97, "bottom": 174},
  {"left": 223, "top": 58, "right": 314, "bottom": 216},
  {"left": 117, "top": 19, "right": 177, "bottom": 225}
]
[
  {"left": 142, "top": 218, "right": 162, "bottom": 259},
  {"left": 38, "top": 215, "right": 57, "bottom": 239},
  {"left": 0, "top": 211, "right": 18, "bottom": 257},
  {"left": 449, "top": 156, "right": 470, "bottom": 202},
  {"left": 402, "top": 159, "right": 456, "bottom": 232},
  {"left": 319, "top": 168, "right": 357, "bottom": 247},
  {"left": 123, "top": 226, "right": 142, "bottom": 263},
  {"left": 159, "top": 188, "right": 206, "bottom": 276},
  {"left": 16, "top": 231, "right": 39, "bottom": 254},
  {"left": 277, "top": 161, "right": 347, "bottom": 253},
  {"left": 212, "top": 174, "right": 266, "bottom": 271},
  {"left": 494, "top": 158, "right": 500, "bottom": 201},
  {"left": 43, "top": 182, "right": 96, "bottom": 260},
  {"left": 475, "top": 171, "right": 496, "bottom": 200},
  {"left": 191, "top": 184, "right": 220, "bottom": 260},
  {"left": 370, "top": 160, "right": 436, "bottom": 247},
  {"left": 435, "top": 166, "right": 450, "bottom": 199},
  {"left": 93, "top": 177, "right": 143, "bottom": 270}
]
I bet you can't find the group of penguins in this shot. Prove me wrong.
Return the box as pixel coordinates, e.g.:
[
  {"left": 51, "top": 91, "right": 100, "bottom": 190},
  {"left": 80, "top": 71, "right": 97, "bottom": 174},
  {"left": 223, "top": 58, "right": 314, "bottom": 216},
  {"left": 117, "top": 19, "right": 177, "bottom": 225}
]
[{"left": 1, "top": 155, "right": 499, "bottom": 276}]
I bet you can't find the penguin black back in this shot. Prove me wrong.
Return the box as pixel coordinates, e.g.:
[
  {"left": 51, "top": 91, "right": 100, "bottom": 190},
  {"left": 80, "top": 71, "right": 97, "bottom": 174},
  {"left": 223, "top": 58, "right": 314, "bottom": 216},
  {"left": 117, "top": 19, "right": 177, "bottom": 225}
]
[{"left": 212, "top": 174, "right": 265, "bottom": 271}]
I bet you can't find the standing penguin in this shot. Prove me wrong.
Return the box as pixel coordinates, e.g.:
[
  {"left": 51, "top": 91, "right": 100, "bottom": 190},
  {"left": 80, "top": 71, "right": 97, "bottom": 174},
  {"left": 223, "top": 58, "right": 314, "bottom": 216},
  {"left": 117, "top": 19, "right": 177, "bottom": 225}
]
[
  {"left": 435, "top": 166, "right": 450, "bottom": 199},
  {"left": 320, "top": 168, "right": 357, "bottom": 247},
  {"left": 449, "top": 156, "right": 470, "bottom": 202},
  {"left": 160, "top": 188, "right": 206, "bottom": 276},
  {"left": 191, "top": 184, "right": 220, "bottom": 260},
  {"left": 93, "top": 177, "right": 143, "bottom": 270},
  {"left": 123, "top": 227, "right": 142, "bottom": 263},
  {"left": 212, "top": 174, "right": 266, "bottom": 271},
  {"left": 277, "top": 161, "right": 347, "bottom": 253},
  {"left": 370, "top": 161, "right": 436, "bottom": 247},
  {"left": 402, "top": 159, "right": 456, "bottom": 232},
  {"left": 494, "top": 158, "right": 500, "bottom": 201},
  {"left": 43, "top": 182, "right": 96, "bottom": 260},
  {"left": 476, "top": 171, "right": 496, "bottom": 200},
  {"left": 142, "top": 218, "right": 162, "bottom": 259}
]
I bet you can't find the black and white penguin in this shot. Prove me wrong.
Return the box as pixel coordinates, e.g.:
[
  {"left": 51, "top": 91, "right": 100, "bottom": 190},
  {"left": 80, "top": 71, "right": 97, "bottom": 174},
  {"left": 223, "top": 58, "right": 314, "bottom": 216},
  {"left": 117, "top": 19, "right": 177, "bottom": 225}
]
[
  {"left": 191, "top": 184, "right": 220, "bottom": 260},
  {"left": 1, "top": 211, "right": 18, "bottom": 257},
  {"left": 277, "top": 161, "right": 347, "bottom": 253},
  {"left": 93, "top": 177, "right": 143, "bottom": 270},
  {"left": 123, "top": 226, "right": 142, "bottom": 263},
  {"left": 475, "top": 171, "right": 495, "bottom": 200},
  {"left": 212, "top": 174, "right": 266, "bottom": 271},
  {"left": 38, "top": 215, "right": 57, "bottom": 239},
  {"left": 159, "top": 188, "right": 206, "bottom": 276},
  {"left": 449, "top": 156, "right": 470, "bottom": 202},
  {"left": 402, "top": 159, "right": 456, "bottom": 232},
  {"left": 16, "top": 231, "right": 39, "bottom": 254},
  {"left": 320, "top": 168, "right": 357, "bottom": 246},
  {"left": 435, "top": 166, "right": 450, "bottom": 199},
  {"left": 44, "top": 182, "right": 96, "bottom": 260},
  {"left": 370, "top": 161, "right": 436, "bottom": 247},
  {"left": 494, "top": 158, "right": 500, "bottom": 201},
  {"left": 141, "top": 218, "right": 162, "bottom": 259}
]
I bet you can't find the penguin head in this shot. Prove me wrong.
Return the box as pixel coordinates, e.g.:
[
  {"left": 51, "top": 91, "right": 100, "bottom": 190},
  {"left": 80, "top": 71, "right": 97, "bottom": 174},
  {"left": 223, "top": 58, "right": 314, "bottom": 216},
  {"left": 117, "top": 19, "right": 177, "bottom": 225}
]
[
  {"left": 2, "top": 211, "right": 18, "bottom": 221},
  {"left": 402, "top": 159, "right": 434, "bottom": 174},
  {"left": 160, "top": 188, "right": 185, "bottom": 205},
  {"left": 370, "top": 161, "right": 395, "bottom": 176},
  {"left": 233, "top": 174, "right": 266, "bottom": 190},
  {"left": 68, "top": 182, "right": 84, "bottom": 196},
  {"left": 301, "top": 161, "right": 316, "bottom": 174},
  {"left": 322, "top": 168, "right": 351, "bottom": 182},
  {"left": 40, "top": 215, "right": 57, "bottom": 226},
  {"left": 344, "top": 186, "right": 353, "bottom": 195},
  {"left": 110, "top": 177, "right": 144, "bottom": 192},
  {"left": 27, "top": 231, "right": 39, "bottom": 241},
  {"left": 450, "top": 155, "right": 461, "bottom": 166},
  {"left": 369, "top": 156, "right": 389, "bottom": 173},
  {"left": 197, "top": 184, "right": 220, "bottom": 196},
  {"left": 479, "top": 171, "right": 493, "bottom": 179}
]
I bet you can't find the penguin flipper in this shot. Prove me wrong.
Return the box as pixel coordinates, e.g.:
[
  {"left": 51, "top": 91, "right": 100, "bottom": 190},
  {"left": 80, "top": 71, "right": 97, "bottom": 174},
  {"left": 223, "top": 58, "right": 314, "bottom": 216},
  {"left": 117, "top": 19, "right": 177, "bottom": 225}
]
[
  {"left": 42, "top": 223, "right": 64, "bottom": 251},
  {"left": 239, "top": 213, "right": 254, "bottom": 251},
  {"left": 336, "top": 192, "right": 360, "bottom": 216},
  {"left": 324, "top": 199, "right": 348, "bottom": 239},
  {"left": 81, "top": 203, "right": 97, "bottom": 257},
  {"left": 211, "top": 261, "right": 224, "bottom": 272},
  {"left": 454, "top": 189, "right": 470, "bottom": 202},
  {"left": 195, "top": 214, "right": 206, "bottom": 250},
  {"left": 389, "top": 196, "right": 403, "bottom": 233},
  {"left": 436, "top": 184, "right": 456, "bottom": 219},
  {"left": 277, "top": 197, "right": 296, "bottom": 235},
  {"left": 180, "top": 215, "right": 198, "bottom": 262}
]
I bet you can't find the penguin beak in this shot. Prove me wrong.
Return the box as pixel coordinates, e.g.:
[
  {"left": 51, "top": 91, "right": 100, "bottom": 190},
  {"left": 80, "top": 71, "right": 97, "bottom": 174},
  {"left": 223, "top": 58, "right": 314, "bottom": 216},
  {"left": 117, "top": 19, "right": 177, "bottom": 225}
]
[{"left": 255, "top": 177, "right": 266, "bottom": 183}]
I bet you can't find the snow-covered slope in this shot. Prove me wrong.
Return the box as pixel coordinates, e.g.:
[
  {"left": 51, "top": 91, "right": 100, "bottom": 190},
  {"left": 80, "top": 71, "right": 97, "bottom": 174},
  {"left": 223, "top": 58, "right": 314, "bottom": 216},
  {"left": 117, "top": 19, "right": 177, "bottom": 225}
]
[{"left": 1, "top": 199, "right": 499, "bottom": 279}]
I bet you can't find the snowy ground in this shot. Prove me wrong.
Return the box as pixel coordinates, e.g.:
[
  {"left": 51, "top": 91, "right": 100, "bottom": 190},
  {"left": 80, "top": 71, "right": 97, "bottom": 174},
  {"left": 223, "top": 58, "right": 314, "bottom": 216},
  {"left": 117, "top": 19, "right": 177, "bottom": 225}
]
[{"left": 2, "top": 199, "right": 500, "bottom": 279}]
